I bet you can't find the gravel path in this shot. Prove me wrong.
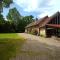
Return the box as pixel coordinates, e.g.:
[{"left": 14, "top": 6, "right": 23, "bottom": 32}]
[
  {"left": 10, "top": 33, "right": 60, "bottom": 60},
  {"left": 18, "top": 33, "right": 60, "bottom": 47}
]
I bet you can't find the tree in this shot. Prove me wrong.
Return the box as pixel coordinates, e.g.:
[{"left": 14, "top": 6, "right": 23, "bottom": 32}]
[
  {"left": 7, "top": 8, "right": 34, "bottom": 32},
  {"left": 3, "top": 21, "right": 16, "bottom": 32},
  {"left": 3, "top": 0, "right": 13, "bottom": 7},
  {"left": 0, "top": 0, "right": 13, "bottom": 13},
  {"left": 0, "top": 13, "right": 5, "bottom": 32},
  {"left": 0, "top": 0, "right": 13, "bottom": 32},
  {"left": 0, "top": 13, "right": 16, "bottom": 33},
  {"left": 22, "top": 15, "right": 34, "bottom": 26},
  {"left": 7, "top": 8, "right": 22, "bottom": 31},
  {"left": 0, "top": 13, "right": 5, "bottom": 24},
  {"left": 17, "top": 15, "right": 34, "bottom": 32},
  {"left": 7, "top": 8, "right": 21, "bottom": 22}
]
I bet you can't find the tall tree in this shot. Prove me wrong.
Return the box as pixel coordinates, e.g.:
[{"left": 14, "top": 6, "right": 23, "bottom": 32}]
[
  {"left": 7, "top": 8, "right": 22, "bottom": 31},
  {"left": 7, "top": 8, "right": 34, "bottom": 32},
  {"left": 7, "top": 8, "right": 21, "bottom": 22}
]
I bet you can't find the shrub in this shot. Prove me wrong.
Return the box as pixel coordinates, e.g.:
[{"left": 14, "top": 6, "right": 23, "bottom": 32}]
[{"left": 30, "top": 29, "right": 38, "bottom": 35}]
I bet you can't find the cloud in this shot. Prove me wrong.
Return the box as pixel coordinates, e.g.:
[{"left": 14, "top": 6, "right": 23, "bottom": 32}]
[
  {"left": 13, "top": 0, "right": 60, "bottom": 18},
  {"left": 13, "top": 0, "right": 50, "bottom": 12},
  {"left": 13, "top": 0, "right": 40, "bottom": 12}
]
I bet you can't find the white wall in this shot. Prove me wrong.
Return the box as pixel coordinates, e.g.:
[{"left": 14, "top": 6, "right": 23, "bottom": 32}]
[{"left": 40, "top": 28, "right": 46, "bottom": 37}]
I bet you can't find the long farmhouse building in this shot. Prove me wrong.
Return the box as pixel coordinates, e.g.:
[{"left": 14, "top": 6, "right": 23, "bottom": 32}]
[{"left": 25, "top": 12, "right": 60, "bottom": 37}]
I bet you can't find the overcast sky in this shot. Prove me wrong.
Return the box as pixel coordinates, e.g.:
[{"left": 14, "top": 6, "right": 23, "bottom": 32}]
[{"left": 2, "top": 0, "right": 60, "bottom": 19}]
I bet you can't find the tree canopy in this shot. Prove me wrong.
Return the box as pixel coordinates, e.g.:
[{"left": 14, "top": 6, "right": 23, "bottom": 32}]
[
  {"left": 0, "top": 13, "right": 5, "bottom": 24},
  {"left": 17, "top": 15, "right": 34, "bottom": 32},
  {"left": 7, "top": 8, "right": 22, "bottom": 31},
  {"left": 0, "top": 0, "right": 13, "bottom": 13},
  {"left": 7, "top": 8, "right": 34, "bottom": 32},
  {"left": 7, "top": 8, "right": 21, "bottom": 23},
  {"left": 0, "top": 2, "right": 35, "bottom": 33},
  {"left": 3, "top": 0, "right": 13, "bottom": 7}
]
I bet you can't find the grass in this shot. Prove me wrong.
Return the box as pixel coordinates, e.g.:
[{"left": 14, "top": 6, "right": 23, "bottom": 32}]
[
  {"left": 0, "top": 33, "right": 20, "bottom": 39},
  {"left": 0, "top": 33, "right": 25, "bottom": 60},
  {"left": 0, "top": 33, "right": 60, "bottom": 60}
]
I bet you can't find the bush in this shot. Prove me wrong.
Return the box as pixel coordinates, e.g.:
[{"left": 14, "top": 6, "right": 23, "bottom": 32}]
[{"left": 30, "top": 29, "right": 38, "bottom": 35}]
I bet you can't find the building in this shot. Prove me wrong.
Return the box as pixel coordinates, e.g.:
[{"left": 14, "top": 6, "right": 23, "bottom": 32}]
[{"left": 25, "top": 12, "right": 60, "bottom": 37}]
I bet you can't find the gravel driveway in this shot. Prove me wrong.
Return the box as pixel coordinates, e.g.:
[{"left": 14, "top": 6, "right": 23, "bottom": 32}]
[
  {"left": 18, "top": 33, "right": 60, "bottom": 47},
  {"left": 10, "top": 33, "right": 60, "bottom": 60}
]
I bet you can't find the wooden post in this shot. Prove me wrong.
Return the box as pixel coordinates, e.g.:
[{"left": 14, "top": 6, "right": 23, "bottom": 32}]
[{"left": 38, "top": 28, "right": 40, "bottom": 36}]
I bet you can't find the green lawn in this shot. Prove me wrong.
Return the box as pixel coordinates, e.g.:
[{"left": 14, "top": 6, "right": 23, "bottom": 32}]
[
  {"left": 0, "top": 33, "right": 25, "bottom": 60},
  {"left": 0, "top": 33, "right": 20, "bottom": 39}
]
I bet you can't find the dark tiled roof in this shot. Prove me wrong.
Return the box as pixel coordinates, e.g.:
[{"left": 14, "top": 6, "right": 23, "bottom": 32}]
[
  {"left": 25, "top": 16, "right": 48, "bottom": 28},
  {"left": 39, "top": 11, "right": 60, "bottom": 27},
  {"left": 25, "top": 11, "right": 60, "bottom": 28}
]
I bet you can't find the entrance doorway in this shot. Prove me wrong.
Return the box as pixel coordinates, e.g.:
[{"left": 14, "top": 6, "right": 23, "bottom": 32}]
[{"left": 46, "top": 28, "right": 56, "bottom": 37}]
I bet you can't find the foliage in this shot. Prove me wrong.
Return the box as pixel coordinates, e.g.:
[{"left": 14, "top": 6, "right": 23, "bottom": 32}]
[
  {"left": 0, "top": 11, "right": 34, "bottom": 33},
  {"left": 7, "top": 8, "right": 21, "bottom": 22},
  {"left": 22, "top": 15, "right": 34, "bottom": 25},
  {"left": 0, "top": 20, "right": 16, "bottom": 33},
  {"left": 7, "top": 8, "right": 22, "bottom": 31},
  {"left": 0, "top": 0, "right": 13, "bottom": 13},
  {"left": 0, "top": 0, "right": 34, "bottom": 33},
  {"left": 30, "top": 29, "right": 38, "bottom": 35},
  {"left": 0, "top": 13, "right": 5, "bottom": 24},
  {"left": 0, "top": 5, "right": 34, "bottom": 33},
  {"left": 7, "top": 8, "right": 34, "bottom": 32},
  {"left": 17, "top": 15, "right": 34, "bottom": 32},
  {"left": 3, "top": 0, "right": 13, "bottom": 7}
]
